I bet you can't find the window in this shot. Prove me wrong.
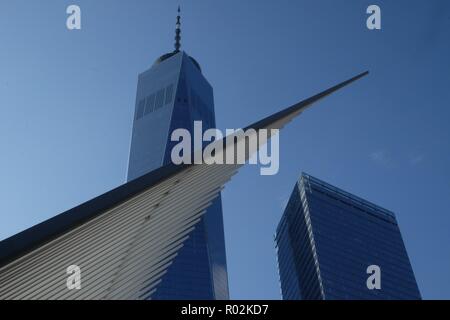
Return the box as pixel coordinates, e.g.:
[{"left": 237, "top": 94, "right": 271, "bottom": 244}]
[
  {"left": 136, "top": 99, "right": 145, "bottom": 120},
  {"left": 138, "top": 83, "right": 175, "bottom": 119},
  {"left": 165, "top": 84, "right": 174, "bottom": 105},
  {"left": 155, "top": 89, "right": 165, "bottom": 110},
  {"left": 145, "top": 94, "right": 155, "bottom": 115}
]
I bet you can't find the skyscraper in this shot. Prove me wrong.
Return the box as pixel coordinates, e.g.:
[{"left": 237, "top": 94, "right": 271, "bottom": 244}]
[
  {"left": 0, "top": 66, "right": 369, "bottom": 300},
  {"left": 127, "top": 9, "right": 229, "bottom": 299},
  {"left": 275, "top": 173, "right": 421, "bottom": 300}
]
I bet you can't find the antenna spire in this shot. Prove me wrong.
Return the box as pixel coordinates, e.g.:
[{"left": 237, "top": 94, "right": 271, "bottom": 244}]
[{"left": 174, "top": 6, "right": 181, "bottom": 52}]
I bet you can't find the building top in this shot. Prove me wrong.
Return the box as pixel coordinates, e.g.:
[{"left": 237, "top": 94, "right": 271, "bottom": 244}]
[
  {"left": 153, "top": 6, "right": 202, "bottom": 72},
  {"left": 154, "top": 51, "right": 202, "bottom": 73},
  {"left": 300, "top": 172, "right": 396, "bottom": 220}
]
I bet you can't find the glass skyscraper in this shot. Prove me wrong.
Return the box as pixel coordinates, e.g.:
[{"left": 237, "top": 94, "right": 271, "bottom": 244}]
[
  {"left": 275, "top": 173, "right": 421, "bottom": 300},
  {"left": 126, "top": 12, "right": 228, "bottom": 300}
]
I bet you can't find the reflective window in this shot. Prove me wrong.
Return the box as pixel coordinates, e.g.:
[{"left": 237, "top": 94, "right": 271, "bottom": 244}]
[
  {"left": 165, "top": 84, "right": 174, "bottom": 105},
  {"left": 155, "top": 89, "right": 165, "bottom": 110},
  {"left": 145, "top": 94, "right": 155, "bottom": 115},
  {"left": 136, "top": 99, "right": 145, "bottom": 120}
]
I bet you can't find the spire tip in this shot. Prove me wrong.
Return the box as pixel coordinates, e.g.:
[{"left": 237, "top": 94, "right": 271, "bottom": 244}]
[{"left": 174, "top": 6, "right": 181, "bottom": 52}]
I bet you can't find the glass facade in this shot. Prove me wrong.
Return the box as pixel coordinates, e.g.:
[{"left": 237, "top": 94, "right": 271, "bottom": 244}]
[
  {"left": 127, "top": 51, "right": 229, "bottom": 300},
  {"left": 275, "top": 173, "right": 421, "bottom": 300}
]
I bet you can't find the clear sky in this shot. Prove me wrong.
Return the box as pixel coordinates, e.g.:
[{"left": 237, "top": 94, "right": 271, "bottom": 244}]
[{"left": 0, "top": 0, "right": 449, "bottom": 299}]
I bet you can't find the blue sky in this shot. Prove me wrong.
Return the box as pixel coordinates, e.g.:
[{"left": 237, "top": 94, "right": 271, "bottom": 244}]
[{"left": 0, "top": 0, "right": 449, "bottom": 299}]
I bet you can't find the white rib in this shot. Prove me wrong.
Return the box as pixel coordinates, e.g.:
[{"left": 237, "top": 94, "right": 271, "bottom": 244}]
[{"left": 0, "top": 95, "right": 333, "bottom": 300}]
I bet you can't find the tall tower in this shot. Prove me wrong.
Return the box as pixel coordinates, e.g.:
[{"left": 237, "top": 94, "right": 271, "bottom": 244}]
[
  {"left": 127, "top": 8, "right": 229, "bottom": 300},
  {"left": 275, "top": 173, "right": 421, "bottom": 300}
]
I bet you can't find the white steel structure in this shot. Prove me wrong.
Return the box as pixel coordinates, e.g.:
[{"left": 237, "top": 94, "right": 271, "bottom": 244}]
[{"left": 0, "top": 72, "right": 368, "bottom": 300}]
